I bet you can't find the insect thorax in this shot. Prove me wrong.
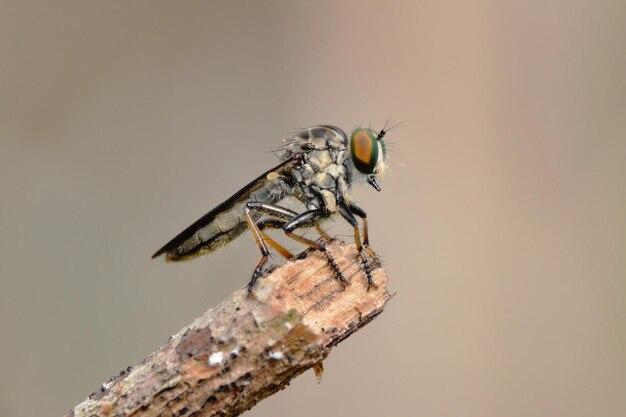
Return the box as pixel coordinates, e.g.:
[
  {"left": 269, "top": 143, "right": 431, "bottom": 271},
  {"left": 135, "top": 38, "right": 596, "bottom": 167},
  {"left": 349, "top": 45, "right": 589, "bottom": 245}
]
[{"left": 280, "top": 126, "right": 352, "bottom": 213}]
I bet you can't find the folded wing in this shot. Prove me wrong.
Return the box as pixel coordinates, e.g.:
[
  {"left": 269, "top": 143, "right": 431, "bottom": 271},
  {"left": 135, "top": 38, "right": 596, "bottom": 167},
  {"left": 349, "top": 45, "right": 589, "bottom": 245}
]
[{"left": 152, "top": 158, "right": 297, "bottom": 261}]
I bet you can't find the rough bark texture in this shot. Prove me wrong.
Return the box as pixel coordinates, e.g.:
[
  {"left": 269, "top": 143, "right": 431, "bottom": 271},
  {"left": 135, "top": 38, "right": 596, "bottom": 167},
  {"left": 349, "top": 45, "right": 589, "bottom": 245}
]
[{"left": 67, "top": 241, "right": 392, "bottom": 417}]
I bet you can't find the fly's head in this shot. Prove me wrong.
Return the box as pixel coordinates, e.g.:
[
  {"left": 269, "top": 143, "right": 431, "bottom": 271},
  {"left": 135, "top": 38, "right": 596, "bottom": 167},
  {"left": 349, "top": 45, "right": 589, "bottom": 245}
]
[{"left": 349, "top": 127, "right": 388, "bottom": 192}]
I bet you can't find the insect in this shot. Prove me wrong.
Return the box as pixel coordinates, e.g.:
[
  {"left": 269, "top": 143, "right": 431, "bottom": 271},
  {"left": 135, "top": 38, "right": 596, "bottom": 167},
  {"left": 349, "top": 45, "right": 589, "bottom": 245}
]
[{"left": 152, "top": 124, "right": 390, "bottom": 293}]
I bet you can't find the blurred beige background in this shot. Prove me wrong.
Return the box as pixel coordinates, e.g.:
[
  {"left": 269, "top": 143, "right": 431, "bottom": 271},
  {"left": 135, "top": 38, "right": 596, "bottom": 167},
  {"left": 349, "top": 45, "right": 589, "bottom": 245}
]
[{"left": 1, "top": 1, "right": 625, "bottom": 416}]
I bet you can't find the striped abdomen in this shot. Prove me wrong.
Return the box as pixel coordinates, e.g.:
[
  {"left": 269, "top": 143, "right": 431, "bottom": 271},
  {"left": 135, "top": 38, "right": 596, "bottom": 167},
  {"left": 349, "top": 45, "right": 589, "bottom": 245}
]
[{"left": 152, "top": 160, "right": 295, "bottom": 261}]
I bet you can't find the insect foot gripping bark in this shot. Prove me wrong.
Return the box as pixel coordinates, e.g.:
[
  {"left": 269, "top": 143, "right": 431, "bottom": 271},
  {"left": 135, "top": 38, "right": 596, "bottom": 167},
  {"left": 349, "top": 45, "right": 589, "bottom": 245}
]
[
  {"left": 67, "top": 242, "right": 392, "bottom": 417},
  {"left": 152, "top": 124, "right": 392, "bottom": 293}
]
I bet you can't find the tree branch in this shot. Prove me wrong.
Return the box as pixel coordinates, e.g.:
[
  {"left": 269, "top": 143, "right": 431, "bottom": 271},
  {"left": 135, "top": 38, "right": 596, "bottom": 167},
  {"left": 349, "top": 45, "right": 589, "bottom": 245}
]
[{"left": 67, "top": 241, "right": 392, "bottom": 417}]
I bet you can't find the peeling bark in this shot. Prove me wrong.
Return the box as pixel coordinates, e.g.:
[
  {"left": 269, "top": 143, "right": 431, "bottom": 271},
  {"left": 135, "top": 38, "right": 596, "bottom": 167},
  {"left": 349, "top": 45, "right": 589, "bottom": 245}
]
[{"left": 67, "top": 241, "right": 392, "bottom": 417}]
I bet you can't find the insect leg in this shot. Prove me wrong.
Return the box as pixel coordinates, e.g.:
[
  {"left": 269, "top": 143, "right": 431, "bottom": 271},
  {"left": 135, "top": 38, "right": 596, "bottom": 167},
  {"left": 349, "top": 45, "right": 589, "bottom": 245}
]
[
  {"left": 258, "top": 219, "right": 288, "bottom": 230},
  {"left": 347, "top": 201, "right": 378, "bottom": 262},
  {"left": 258, "top": 219, "right": 293, "bottom": 260},
  {"left": 339, "top": 202, "right": 374, "bottom": 285},
  {"left": 244, "top": 202, "right": 298, "bottom": 293},
  {"left": 346, "top": 202, "right": 369, "bottom": 245},
  {"left": 283, "top": 210, "right": 346, "bottom": 284},
  {"left": 315, "top": 224, "right": 333, "bottom": 242}
]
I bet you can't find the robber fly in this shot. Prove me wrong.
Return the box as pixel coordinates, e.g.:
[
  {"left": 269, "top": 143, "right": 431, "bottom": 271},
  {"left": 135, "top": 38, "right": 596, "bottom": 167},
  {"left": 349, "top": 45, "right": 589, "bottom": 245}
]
[{"left": 152, "top": 124, "right": 389, "bottom": 293}]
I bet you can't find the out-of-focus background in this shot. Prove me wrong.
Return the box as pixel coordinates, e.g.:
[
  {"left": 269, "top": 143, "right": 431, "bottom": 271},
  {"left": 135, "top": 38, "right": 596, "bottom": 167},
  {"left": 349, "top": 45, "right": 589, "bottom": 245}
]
[{"left": 1, "top": 1, "right": 625, "bottom": 416}]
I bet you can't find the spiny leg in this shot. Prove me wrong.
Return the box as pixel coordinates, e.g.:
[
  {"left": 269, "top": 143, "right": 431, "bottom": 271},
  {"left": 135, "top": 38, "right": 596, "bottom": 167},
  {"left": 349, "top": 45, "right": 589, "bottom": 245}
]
[
  {"left": 263, "top": 212, "right": 332, "bottom": 243},
  {"left": 283, "top": 209, "right": 346, "bottom": 284},
  {"left": 244, "top": 204, "right": 270, "bottom": 293},
  {"left": 244, "top": 202, "right": 298, "bottom": 293},
  {"left": 248, "top": 203, "right": 347, "bottom": 286},
  {"left": 347, "top": 201, "right": 379, "bottom": 263},
  {"left": 338, "top": 201, "right": 374, "bottom": 285}
]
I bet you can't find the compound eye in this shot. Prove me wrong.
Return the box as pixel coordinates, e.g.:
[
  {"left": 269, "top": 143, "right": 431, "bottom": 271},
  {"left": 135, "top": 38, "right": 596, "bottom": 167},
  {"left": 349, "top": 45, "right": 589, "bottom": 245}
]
[{"left": 350, "top": 128, "right": 379, "bottom": 174}]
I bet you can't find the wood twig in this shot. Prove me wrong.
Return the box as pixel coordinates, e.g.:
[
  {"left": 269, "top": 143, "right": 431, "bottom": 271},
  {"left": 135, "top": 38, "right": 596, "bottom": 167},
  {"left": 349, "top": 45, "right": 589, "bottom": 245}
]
[{"left": 67, "top": 241, "right": 392, "bottom": 417}]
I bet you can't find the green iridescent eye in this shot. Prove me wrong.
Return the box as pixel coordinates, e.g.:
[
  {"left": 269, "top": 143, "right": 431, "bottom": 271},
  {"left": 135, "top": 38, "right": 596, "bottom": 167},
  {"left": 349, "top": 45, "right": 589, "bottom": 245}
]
[{"left": 350, "top": 128, "right": 379, "bottom": 174}]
